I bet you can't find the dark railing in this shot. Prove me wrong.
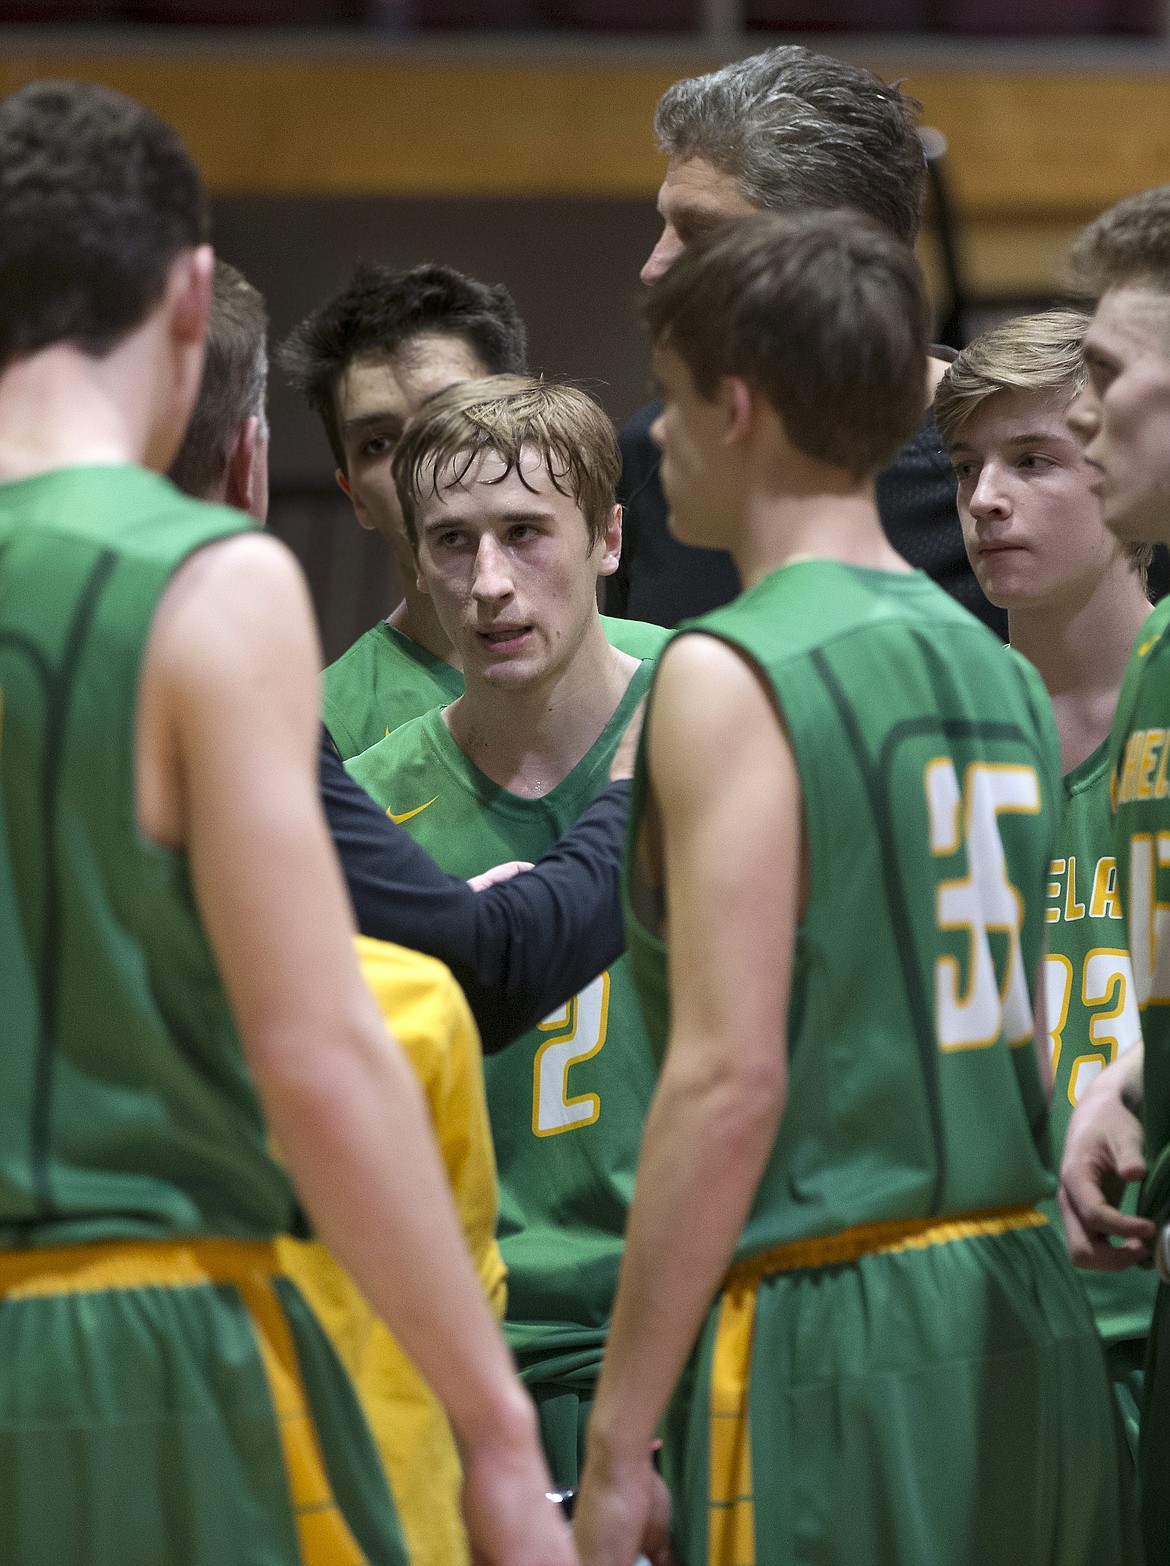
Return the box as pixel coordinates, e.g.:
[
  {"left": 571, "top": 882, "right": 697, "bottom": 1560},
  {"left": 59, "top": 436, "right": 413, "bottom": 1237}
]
[{"left": 0, "top": 0, "right": 1163, "bottom": 34}]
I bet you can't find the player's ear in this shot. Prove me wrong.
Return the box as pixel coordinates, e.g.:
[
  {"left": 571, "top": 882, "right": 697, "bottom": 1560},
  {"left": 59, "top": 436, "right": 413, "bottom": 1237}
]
[
  {"left": 723, "top": 375, "right": 754, "bottom": 448},
  {"left": 167, "top": 244, "right": 213, "bottom": 355},
  {"left": 596, "top": 504, "right": 623, "bottom": 578}
]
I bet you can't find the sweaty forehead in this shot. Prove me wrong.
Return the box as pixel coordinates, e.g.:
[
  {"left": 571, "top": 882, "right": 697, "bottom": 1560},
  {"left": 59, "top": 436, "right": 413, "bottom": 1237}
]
[{"left": 423, "top": 444, "right": 571, "bottom": 509}]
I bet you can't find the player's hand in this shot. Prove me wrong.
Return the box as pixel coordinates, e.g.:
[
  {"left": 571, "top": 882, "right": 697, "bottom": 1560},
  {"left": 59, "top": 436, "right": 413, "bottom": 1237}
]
[
  {"left": 468, "top": 860, "right": 534, "bottom": 891},
  {"left": 573, "top": 1446, "right": 672, "bottom": 1566},
  {"left": 1059, "top": 1050, "right": 1155, "bottom": 1270},
  {"left": 460, "top": 1422, "right": 579, "bottom": 1566},
  {"left": 610, "top": 697, "right": 647, "bottom": 783}
]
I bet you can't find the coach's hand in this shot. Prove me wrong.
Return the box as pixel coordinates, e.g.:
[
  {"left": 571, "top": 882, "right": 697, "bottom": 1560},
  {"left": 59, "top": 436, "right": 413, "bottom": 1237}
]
[{"left": 1059, "top": 1043, "right": 1155, "bottom": 1270}]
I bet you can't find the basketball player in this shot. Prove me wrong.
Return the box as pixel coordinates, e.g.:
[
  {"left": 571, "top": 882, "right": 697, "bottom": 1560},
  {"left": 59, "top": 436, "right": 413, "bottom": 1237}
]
[
  {"left": 168, "top": 258, "right": 510, "bottom": 1566},
  {"left": 348, "top": 378, "right": 658, "bottom": 1490},
  {"left": 1058, "top": 183, "right": 1170, "bottom": 1562},
  {"left": 934, "top": 310, "right": 1156, "bottom": 1455},
  {"left": 280, "top": 265, "right": 665, "bottom": 759},
  {"left": 573, "top": 211, "right": 1137, "bottom": 1566},
  {"left": 0, "top": 79, "right": 573, "bottom": 1566}
]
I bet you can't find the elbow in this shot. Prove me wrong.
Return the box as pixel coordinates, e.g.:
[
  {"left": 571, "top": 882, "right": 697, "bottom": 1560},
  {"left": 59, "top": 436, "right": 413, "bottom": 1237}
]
[{"left": 666, "top": 1038, "right": 787, "bottom": 1159}]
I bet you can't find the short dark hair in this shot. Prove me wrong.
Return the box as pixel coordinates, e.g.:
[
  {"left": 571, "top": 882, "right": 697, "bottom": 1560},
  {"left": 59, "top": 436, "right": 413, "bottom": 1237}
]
[
  {"left": 0, "top": 80, "right": 208, "bottom": 366},
  {"left": 170, "top": 260, "right": 269, "bottom": 502},
  {"left": 1067, "top": 185, "right": 1170, "bottom": 302},
  {"left": 645, "top": 209, "right": 929, "bottom": 482},
  {"left": 654, "top": 45, "right": 926, "bottom": 247},
  {"left": 277, "top": 262, "right": 528, "bottom": 470}
]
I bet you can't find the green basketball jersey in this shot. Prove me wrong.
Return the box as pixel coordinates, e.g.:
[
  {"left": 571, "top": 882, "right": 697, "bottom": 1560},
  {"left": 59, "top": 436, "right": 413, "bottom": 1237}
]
[
  {"left": 323, "top": 622, "right": 463, "bottom": 760},
  {"left": 1044, "top": 739, "right": 1156, "bottom": 1344},
  {"left": 625, "top": 561, "right": 1062, "bottom": 1265},
  {"left": 1111, "top": 595, "right": 1170, "bottom": 1220},
  {"left": 347, "top": 662, "right": 657, "bottom": 1368},
  {"left": 324, "top": 614, "right": 667, "bottom": 760},
  {"left": 598, "top": 614, "right": 670, "bottom": 662},
  {"left": 0, "top": 465, "right": 301, "bottom": 1247}
]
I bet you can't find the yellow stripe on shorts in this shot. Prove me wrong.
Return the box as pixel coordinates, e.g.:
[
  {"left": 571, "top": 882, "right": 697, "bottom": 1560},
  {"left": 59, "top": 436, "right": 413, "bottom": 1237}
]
[
  {"left": 0, "top": 1236, "right": 367, "bottom": 1566},
  {"left": 706, "top": 1205, "right": 1047, "bottom": 1566}
]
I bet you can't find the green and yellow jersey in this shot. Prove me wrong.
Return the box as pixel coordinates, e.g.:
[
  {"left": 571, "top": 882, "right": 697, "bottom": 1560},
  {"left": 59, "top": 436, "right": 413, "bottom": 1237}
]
[
  {"left": 0, "top": 464, "right": 407, "bottom": 1566},
  {"left": 324, "top": 613, "right": 667, "bottom": 759},
  {"left": 1112, "top": 595, "right": 1170, "bottom": 1217},
  {"left": 627, "top": 562, "right": 1062, "bottom": 1254},
  {"left": 347, "top": 661, "right": 656, "bottom": 1481},
  {"left": 0, "top": 465, "right": 298, "bottom": 1246},
  {"left": 1044, "top": 740, "right": 1156, "bottom": 1347}
]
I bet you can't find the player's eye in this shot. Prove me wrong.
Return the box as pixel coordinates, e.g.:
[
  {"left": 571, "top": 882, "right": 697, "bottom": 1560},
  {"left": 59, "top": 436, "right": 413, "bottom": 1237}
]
[{"left": 952, "top": 460, "right": 978, "bottom": 484}]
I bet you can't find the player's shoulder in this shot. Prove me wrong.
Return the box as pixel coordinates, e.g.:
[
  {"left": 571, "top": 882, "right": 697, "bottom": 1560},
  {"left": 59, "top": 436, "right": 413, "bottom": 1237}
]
[
  {"left": 599, "top": 613, "right": 670, "bottom": 660},
  {"left": 324, "top": 620, "right": 386, "bottom": 679}
]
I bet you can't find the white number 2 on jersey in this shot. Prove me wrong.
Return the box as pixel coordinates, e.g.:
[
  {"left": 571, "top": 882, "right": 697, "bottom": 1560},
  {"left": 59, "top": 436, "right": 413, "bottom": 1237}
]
[
  {"left": 925, "top": 759, "right": 1041, "bottom": 1051},
  {"left": 532, "top": 973, "right": 611, "bottom": 1136}
]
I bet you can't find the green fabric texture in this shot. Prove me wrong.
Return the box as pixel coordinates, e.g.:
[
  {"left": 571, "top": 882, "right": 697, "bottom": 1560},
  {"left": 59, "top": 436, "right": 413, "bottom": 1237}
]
[
  {"left": 0, "top": 1275, "right": 407, "bottom": 1566},
  {"left": 348, "top": 660, "right": 656, "bottom": 1480},
  {"left": 0, "top": 466, "right": 299, "bottom": 1246},
  {"left": 623, "top": 560, "right": 1137, "bottom": 1563},
  {"left": 665, "top": 1225, "right": 1141, "bottom": 1566},
  {"left": 1040, "top": 738, "right": 1156, "bottom": 1352},
  {"left": 626, "top": 562, "right": 1063, "bottom": 1261},
  {"left": 323, "top": 621, "right": 463, "bottom": 760},
  {"left": 324, "top": 614, "right": 666, "bottom": 760}
]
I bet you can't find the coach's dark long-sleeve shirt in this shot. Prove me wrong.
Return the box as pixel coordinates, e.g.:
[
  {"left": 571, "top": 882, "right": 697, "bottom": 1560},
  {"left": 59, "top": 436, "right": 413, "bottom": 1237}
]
[{"left": 319, "top": 730, "right": 627, "bottom": 1056}]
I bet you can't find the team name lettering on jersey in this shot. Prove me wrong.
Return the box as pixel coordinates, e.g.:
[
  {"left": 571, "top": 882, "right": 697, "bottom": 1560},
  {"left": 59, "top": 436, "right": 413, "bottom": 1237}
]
[
  {"left": 1115, "top": 727, "right": 1170, "bottom": 807},
  {"left": 1045, "top": 856, "right": 1122, "bottom": 925}
]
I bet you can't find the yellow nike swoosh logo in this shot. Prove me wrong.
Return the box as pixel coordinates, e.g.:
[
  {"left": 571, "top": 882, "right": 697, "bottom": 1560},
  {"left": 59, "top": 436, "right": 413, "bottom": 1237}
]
[
  {"left": 1139, "top": 633, "right": 1161, "bottom": 658},
  {"left": 388, "top": 796, "right": 438, "bottom": 824}
]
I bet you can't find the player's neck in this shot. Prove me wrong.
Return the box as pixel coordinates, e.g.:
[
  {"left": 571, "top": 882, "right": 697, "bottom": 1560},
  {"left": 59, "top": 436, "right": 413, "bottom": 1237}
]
[
  {"left": 445, "top": 619, "right": 638, "bottom": 798},
  {"left": 388, "top": 590, "right": 461, "bottom": 670},
  {"left": 1009, "top": 565, "right": 1152, "bottom": 774},
  {"left": 732, "top": 485, "right": 910, "bottom": 589},
  {"left": 0, "top": 337, "right": 166, "bottom": 482}
]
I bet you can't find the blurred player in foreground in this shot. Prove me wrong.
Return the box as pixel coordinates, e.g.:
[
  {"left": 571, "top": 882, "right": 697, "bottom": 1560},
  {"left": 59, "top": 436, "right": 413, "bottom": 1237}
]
[
  {"left": 573, "top": 211, "right": 1139, "bottom": 1566},
  {"left": 935, "top": 310, "right": 1156, "bottom": 1458},
  {"left": 1060, "top": 183, "right": 1170, "bottom": 1562},
  {"left": 0, "top": 79, "right": 572, "bottom": 1566}
]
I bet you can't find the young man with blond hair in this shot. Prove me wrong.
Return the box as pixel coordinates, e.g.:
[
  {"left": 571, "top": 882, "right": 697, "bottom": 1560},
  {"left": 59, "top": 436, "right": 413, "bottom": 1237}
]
[
  {"left": 573, "top": 211, "right": 1137, "bottom": 1566},
  {"left": 1057, "top": 183, "right": 1170, "bottom": 1561},
  {"left": 935, "top": 309, "right": 1156, "bottom": 1455},
  {"left": 348, "top": 376, "right": 657, "bottom": 1491}
]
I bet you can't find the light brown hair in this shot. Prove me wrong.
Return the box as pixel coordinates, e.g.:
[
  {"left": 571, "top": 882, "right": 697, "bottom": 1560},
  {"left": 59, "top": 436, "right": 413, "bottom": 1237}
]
[
  {"left": 936, "top": 309, "right": 1153, "bottom": 587},
  {"left": 392, "top": 375, "right": 620, "bottom": 552},
  {"left": 644, "top": 208, "right": 928, "bottom": 481},
  {"left": 1068, "top": 186, "right": 1170, "bottom": 302}
]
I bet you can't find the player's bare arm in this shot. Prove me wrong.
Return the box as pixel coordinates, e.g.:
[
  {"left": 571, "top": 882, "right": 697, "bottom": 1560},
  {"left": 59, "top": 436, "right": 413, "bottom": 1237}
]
[
  {"left": 1060, "top": 1043, "right": 1155, "bottom": 1271},
  {"left": 138, "top": 528, "right": 576, "bottom": 1566},
  {"left": 575, "top": 633, "right": 798, "bottom": 1566}
]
